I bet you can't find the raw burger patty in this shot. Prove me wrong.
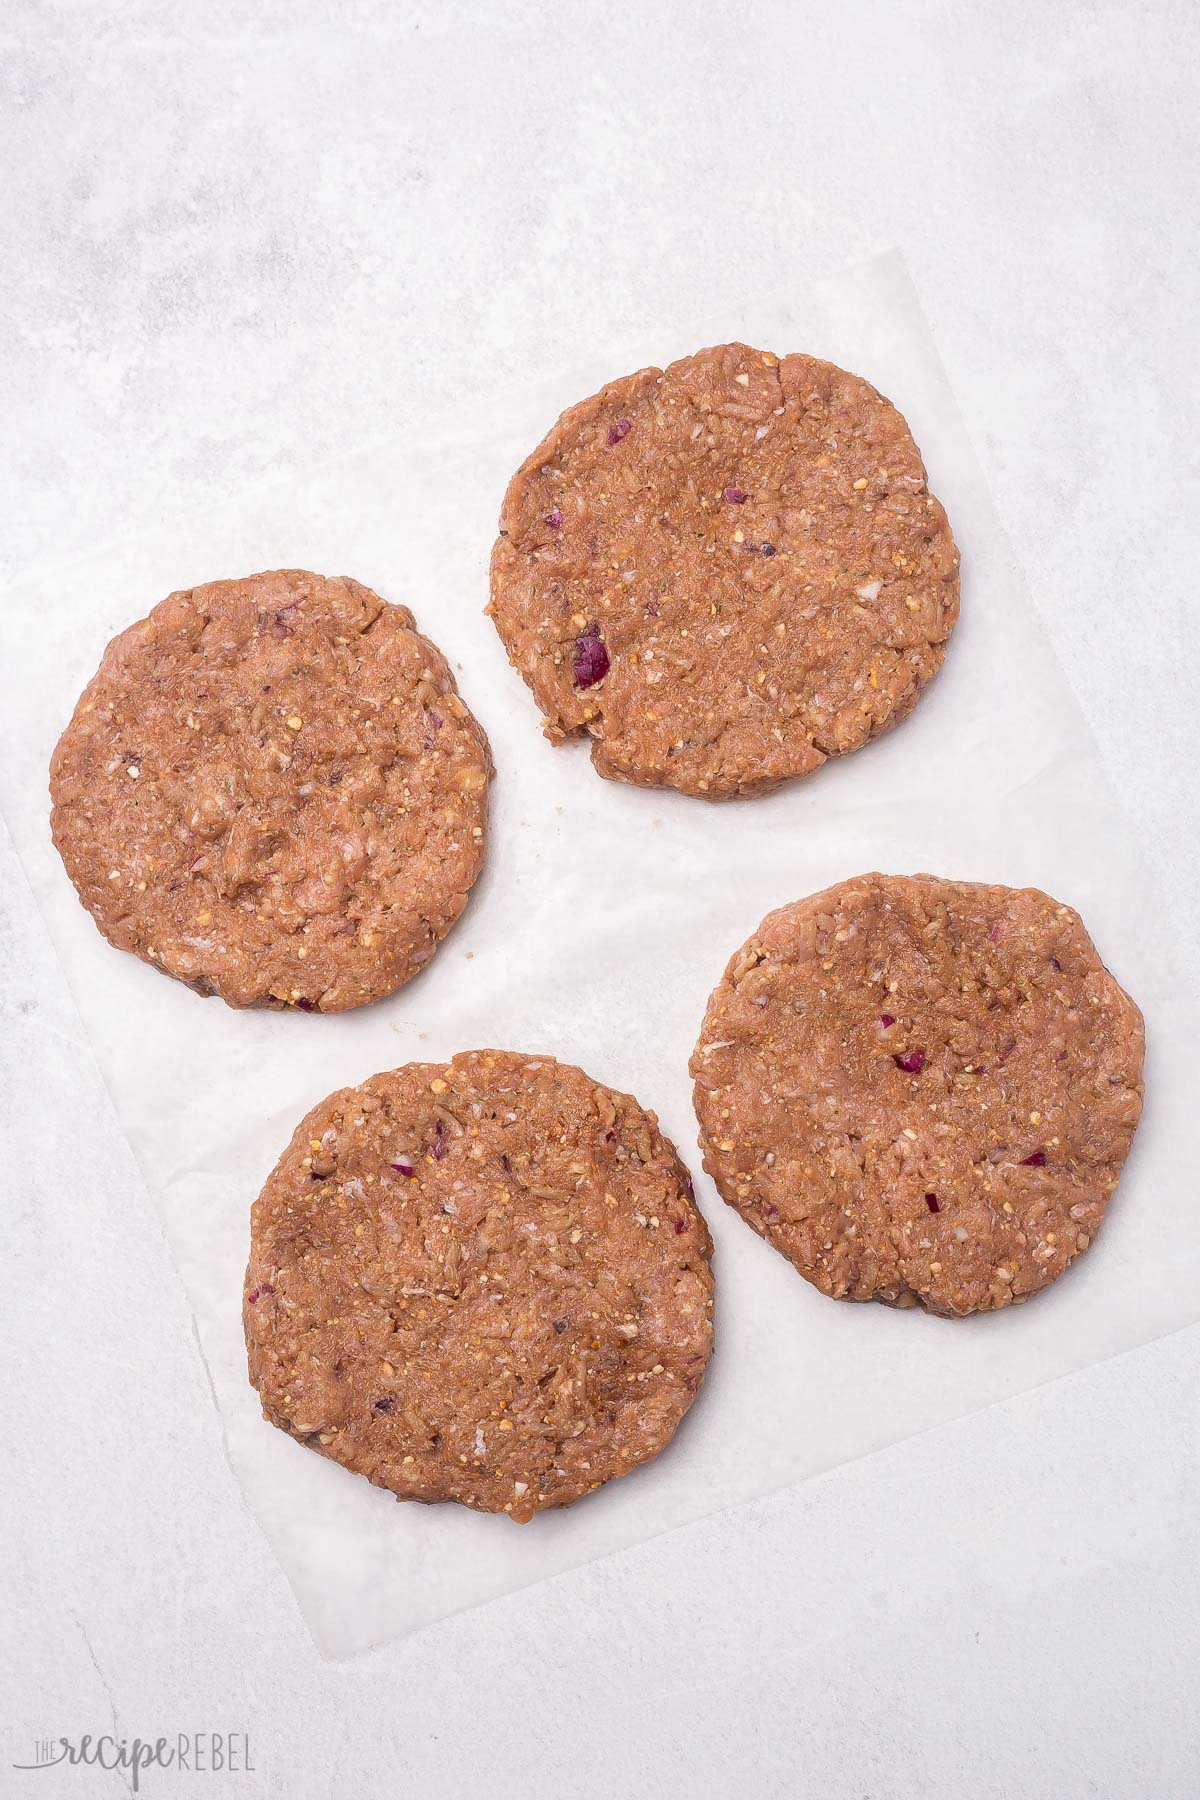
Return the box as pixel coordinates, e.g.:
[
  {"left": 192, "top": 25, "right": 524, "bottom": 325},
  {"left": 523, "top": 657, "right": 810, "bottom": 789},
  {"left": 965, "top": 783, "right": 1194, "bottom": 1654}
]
[
  {"left": 692, "top": 874, "right": 1144, "bottom": 1317},
  {"left": 245, "top": 1052, "right": 714, "bottom": 1520},
  {"left": 49, "top": 570, "right": 491, "bottom": 1011},
  {"left": 489, "top": 343, "right": 959, "bottom": 798}
]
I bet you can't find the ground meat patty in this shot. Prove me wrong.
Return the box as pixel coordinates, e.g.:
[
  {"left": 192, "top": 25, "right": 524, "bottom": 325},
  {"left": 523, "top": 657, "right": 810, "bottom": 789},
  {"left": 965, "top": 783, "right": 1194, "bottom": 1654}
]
[
  {"left": 49, "top": 570, "right": 491, "bottom": 1011},
  {"left": 692, "top": 874, "right": 1144, "bottom": 1317},
  {"left": 489, "top": 343, "right": 959, "bottom": 798},
  {"left": 245, "top": 1052, "right": 714, "bottom": 1520}
]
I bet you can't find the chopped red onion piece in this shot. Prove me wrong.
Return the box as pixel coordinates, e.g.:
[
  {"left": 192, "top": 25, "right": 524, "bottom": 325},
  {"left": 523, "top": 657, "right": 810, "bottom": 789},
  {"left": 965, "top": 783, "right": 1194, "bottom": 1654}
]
[
  {"left": 724, "top": 486, "right": 748, "bottom": 504},
  {"left": 760, "top": 542, "right": 777, "bottom": 557},
  {"left": 894, "top": 1049, "right": 926, "bottom": 1073},
  {"left": 545, "top": 509, "right": 563, "bottom": 528},
  {"left": 880, "top": 1013, "right": 896, "bottom": 1029},
  {"left": 1020, "top": 1151, "right": 1047, "bottom": 1167},
  {"left": 645, "top": 597, "right": 661, "bottom": 616},
  {"left": 573, "top": 628, "right": 609, "bottom": 688},
  {"left": 989, "top": 922, "right": 1002, "bottom": 943},
  {"left": 294, "top": 997, "right": 315, "bottom": 1012},
  {"left": 390, "top": 1159, "right": 416, "bottom": 1179},
  {"left": 607, "top": 418, "right": 631, "bottom": 445},
  {"left": 430, "top": 1120, "right": 448, "bottom": 1161},
  {"left": 373, "top": 1395, "right": 396, "bottom": 1414},
  {"left": 673, "top": 1217, "right": 687, "bottom": 1234},
  {"left": 925, "top": 1193, "right": 940, "bottom": 1213}
]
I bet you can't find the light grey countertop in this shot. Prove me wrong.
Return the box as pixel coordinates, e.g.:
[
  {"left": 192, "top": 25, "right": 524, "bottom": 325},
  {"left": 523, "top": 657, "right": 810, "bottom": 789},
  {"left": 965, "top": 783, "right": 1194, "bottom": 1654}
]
[{"left": 3, "top": 4, "right": 1198, "bottom": 1794}]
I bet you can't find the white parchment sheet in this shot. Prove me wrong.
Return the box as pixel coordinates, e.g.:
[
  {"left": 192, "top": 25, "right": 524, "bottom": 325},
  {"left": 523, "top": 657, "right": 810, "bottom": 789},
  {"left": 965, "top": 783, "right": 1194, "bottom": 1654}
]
[{"left": 2, "top": 255, "right": 1194, "bottom": 1658}]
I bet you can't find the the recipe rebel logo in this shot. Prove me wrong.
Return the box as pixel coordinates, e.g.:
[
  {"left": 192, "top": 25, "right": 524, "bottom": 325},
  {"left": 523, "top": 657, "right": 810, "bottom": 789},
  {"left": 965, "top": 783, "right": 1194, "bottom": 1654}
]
[{"left": 12, "top": 1733, "right": 254, "bottom": 1790}]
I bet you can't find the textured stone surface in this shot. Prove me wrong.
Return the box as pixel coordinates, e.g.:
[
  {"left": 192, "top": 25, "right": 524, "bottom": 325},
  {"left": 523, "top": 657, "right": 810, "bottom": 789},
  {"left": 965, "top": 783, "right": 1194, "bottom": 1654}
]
[{"left": 3, "top": 3, "right": 1199, "bottom": 1791}]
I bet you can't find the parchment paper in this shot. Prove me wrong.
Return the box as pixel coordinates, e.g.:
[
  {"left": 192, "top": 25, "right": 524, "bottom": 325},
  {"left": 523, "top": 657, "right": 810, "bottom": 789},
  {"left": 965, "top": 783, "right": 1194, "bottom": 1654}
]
[{"left": 3, "top": 254, "right": 1194, "bottom": 1659}]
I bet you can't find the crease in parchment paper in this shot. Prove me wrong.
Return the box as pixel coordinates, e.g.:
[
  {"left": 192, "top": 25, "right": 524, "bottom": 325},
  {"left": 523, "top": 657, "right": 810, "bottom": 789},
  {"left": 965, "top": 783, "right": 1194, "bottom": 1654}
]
[{"left": 1, "top": 252, "right": 1195, "bottom": 1659}]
